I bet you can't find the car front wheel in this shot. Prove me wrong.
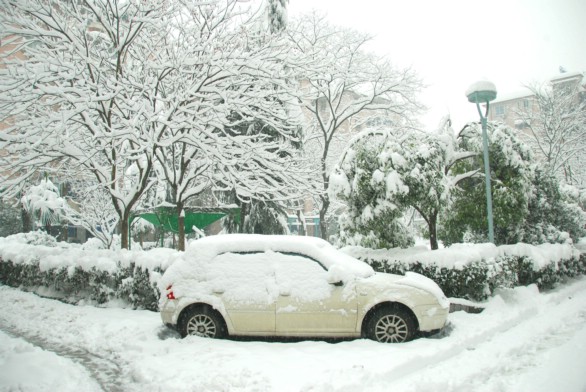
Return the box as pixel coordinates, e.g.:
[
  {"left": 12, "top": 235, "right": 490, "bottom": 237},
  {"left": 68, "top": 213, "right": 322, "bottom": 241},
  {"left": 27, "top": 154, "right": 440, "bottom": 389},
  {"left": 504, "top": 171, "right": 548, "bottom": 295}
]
[
  {"left": 366, "top": 307, "right": 415, "bottom": 343},
  {"left": 179, "top": 307, "right": 226, "bottom": 339}
]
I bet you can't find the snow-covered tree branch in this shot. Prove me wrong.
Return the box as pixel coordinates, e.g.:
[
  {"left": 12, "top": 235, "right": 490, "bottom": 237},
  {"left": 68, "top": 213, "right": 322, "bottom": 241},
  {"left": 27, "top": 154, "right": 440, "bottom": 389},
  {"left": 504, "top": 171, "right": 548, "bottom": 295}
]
[
  {"left": 515, "top": 81, "right": 586, "bottom": 186},
  {"left": 1, "top": 0, "right": 313, "bottom": 249},
  {"left": 287, "top": 12, "right": 423, "bottom": 240}
]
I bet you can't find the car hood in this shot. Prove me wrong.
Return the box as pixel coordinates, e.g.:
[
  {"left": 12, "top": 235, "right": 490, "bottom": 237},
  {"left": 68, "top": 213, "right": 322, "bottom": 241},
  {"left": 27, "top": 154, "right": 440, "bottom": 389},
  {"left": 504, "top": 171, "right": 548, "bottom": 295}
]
[{"left": 359, "top": 272, "right": 450, "bottom": 309}]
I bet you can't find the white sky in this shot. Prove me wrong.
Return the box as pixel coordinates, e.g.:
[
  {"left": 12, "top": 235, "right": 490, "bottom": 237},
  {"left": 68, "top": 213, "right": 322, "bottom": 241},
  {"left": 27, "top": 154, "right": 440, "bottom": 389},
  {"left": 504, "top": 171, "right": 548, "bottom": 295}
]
[{"left": 287, "top": 0, "right": 586, "bottom": 131}]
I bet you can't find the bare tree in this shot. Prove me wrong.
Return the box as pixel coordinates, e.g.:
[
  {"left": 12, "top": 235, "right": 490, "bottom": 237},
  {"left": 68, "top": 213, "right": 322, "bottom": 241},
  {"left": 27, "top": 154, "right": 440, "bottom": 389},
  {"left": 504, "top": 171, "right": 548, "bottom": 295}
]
[
  {"left": 1, "top": 0, "right": 311, "bottom": 249},
  {"left": 148, "top": 1, "right": 310, "bottom": 250},
  {"left": 516, "top": 81, "right": 586, "bottom": 186},
  {"left": 0, "top": 0, "right": 172, "bottom": 248},
  {"left": 286, "top": 12, "right": 423, "bottom": 240}
]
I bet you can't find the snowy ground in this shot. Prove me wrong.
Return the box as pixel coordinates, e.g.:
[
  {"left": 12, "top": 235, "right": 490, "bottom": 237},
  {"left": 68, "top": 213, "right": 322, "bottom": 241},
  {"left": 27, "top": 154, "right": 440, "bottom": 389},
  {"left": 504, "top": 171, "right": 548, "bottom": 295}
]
[{"left": 1, "top": 279, "right": 586, "bottom": 392}]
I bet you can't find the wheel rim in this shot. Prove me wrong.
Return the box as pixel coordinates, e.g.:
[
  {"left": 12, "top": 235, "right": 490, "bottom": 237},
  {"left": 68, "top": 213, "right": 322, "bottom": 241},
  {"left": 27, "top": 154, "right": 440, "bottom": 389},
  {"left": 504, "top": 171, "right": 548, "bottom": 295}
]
[
  {"left": 374, "top": 314, "right": 409, "bottom": 343},
  {"left": 186, "top": 314, "right": 217, "bottom": 338}
]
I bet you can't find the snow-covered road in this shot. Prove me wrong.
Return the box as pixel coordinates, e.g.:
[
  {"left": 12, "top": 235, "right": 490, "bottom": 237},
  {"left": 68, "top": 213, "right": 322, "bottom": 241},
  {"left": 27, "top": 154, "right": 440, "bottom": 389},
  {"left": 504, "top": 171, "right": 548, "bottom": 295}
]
[{"left": 1, "top": 279, "right": 586, "bottom": 392}]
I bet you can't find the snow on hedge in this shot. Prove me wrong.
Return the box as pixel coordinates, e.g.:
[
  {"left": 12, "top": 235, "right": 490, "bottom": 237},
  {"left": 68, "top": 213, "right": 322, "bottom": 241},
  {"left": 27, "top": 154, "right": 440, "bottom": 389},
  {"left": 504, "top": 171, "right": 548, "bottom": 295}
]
[
  {"left": 0, "top": 232, "right": 179, "bottom": 274},
  {"left": 342, "top": 241, "right": 581, "bottom": 272},
  {"left": 1, "top": 231, "right": 584, "bottom": 306},
  {"left": 4, "top": 232, "right": 578, "bottom": 278}
]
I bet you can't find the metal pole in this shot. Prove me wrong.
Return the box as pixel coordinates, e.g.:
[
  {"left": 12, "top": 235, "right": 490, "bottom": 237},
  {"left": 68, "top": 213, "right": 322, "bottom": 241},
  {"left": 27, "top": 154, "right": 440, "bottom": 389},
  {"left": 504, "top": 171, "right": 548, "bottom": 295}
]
[{"left": 476, "top": 102, "right": 495, "bottom": 243}]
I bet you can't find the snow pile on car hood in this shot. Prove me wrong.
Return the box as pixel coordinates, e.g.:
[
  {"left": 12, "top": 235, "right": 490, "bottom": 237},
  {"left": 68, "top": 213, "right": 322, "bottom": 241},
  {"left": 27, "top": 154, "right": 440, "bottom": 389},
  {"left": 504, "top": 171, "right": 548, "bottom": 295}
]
[{"left": 397, "top": 272, "right": 450, "bottom": 309}]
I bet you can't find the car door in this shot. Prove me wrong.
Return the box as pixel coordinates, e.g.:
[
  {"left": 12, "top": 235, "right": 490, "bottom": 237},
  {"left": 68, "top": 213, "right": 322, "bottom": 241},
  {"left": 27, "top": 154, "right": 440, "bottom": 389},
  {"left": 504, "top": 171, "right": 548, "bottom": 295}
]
[
  {"left": 207, "top": 252, "right": 277, "bottom": 334},
  {"left": 274, "top": 252, "right": 359, "bottom": 336}
]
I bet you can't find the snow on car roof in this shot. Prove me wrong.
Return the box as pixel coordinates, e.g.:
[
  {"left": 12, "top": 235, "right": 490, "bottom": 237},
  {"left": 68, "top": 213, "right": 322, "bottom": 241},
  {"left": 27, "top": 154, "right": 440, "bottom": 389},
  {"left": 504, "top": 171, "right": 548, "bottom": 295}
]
[{"left": 184, "top": 234, "right": 374, "bottom": 278}]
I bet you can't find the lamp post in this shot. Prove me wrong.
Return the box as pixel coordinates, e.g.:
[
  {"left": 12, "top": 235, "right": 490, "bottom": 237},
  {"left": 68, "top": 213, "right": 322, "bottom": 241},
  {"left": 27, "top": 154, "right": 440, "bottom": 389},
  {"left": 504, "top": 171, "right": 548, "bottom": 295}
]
[{"left": 466, "top": 81, "right": 497, "bottom": 243}]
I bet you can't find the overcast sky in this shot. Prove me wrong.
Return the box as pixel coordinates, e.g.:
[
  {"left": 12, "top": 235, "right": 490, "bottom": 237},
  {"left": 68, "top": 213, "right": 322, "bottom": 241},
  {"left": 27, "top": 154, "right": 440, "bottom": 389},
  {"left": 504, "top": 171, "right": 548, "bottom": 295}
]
[{"left": 287, "top": 0, "right": 586, "bottom": 130}]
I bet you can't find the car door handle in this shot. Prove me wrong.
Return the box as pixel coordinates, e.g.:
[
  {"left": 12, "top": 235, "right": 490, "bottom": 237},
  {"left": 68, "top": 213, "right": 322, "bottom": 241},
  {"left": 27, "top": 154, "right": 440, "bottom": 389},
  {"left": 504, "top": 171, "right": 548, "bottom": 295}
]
[
  {"left": 213, "top": 289, "right": 225, "bottom": 294},
  {"left": 279, "top": 291, "right": 291, "bottom": 297}
]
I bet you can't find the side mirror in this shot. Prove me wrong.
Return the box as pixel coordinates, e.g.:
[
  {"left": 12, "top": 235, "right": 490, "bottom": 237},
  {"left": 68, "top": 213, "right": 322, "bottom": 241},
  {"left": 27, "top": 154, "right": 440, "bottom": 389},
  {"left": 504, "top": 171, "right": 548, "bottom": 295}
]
[{"left": 327, "top": 265, "right": 349, "bottom": 287}]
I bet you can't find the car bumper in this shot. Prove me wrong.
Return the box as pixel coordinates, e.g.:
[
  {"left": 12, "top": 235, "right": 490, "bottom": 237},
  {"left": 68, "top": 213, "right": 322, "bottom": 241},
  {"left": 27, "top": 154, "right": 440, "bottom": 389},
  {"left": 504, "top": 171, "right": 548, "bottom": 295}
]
[{"left": 160, "top": 299, "right": 178, "bottom": 326}]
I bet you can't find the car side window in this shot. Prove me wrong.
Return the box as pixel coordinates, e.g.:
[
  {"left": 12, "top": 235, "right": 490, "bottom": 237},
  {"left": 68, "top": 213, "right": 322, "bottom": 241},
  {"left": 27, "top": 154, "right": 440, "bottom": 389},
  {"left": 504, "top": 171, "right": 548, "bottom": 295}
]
[
  {"left": 206, "top": 252, "right": 277, "bottom": 303},
  {"left": 274, "top": 252, "right": 332, "bottom": 302}
]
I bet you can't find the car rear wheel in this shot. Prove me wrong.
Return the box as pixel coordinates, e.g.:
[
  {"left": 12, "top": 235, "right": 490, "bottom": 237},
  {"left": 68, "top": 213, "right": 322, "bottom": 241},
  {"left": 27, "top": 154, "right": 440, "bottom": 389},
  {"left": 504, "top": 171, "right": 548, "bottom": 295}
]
[
  {"left": 179, "top": 307, "right": 226, "bottom": 339},
  {"left": 366, "top": 307, "right": 415, "bottom": 343}
]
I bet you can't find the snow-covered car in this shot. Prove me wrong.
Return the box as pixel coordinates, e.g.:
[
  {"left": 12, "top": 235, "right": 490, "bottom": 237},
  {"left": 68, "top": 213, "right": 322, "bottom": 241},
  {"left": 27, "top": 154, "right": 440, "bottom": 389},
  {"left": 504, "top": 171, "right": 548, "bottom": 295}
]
[{"left": 159, "top": 235, "right": 449, "bottom": 343}]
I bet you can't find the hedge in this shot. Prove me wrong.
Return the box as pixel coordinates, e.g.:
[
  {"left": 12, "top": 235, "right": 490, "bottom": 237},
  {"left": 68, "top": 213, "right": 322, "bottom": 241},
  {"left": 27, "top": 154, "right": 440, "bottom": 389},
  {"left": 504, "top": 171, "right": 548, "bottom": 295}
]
[
  {"left": 1, "top": 232, "right": 585, "bottom": 308},
  {"left": 0, "top": 232, "right": 172, "bottom": 311},
  {"left": 0, "top": 258, "right": 162, "bottom": 311},
  {"left": 352, "top": 247, "right": 586, "bottom": 301}
]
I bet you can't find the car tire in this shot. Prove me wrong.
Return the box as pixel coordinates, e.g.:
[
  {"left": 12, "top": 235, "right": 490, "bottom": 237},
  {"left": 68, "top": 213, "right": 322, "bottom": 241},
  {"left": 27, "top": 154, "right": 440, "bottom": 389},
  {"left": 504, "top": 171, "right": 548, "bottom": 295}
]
[
  {"left": 365, "top": 307, "right": 416, "bottom": 343},
  {"left": 179, "top": 307, "right": 226, "bottom": 339}
]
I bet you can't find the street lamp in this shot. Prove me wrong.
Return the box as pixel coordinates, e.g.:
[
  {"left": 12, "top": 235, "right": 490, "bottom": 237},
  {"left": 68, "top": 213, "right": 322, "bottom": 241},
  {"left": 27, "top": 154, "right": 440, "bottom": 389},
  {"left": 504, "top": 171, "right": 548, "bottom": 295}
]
[{"left": 466, "top": 81, "right": 497, "bottom": 243}]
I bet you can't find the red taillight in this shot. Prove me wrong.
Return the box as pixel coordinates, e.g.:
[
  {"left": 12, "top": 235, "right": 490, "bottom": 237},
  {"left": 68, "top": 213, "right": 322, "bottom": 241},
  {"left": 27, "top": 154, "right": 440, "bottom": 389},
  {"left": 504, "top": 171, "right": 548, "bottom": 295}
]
[{"left": 166, "top": 285, "right": 175, "bottom": 300}]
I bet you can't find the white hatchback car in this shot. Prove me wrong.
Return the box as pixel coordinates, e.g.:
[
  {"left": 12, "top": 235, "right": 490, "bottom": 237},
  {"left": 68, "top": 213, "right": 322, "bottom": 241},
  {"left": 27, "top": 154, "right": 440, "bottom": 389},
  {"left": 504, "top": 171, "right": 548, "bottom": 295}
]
[{"left": 159, "top": 234, "right": 449, "bottom": 343}]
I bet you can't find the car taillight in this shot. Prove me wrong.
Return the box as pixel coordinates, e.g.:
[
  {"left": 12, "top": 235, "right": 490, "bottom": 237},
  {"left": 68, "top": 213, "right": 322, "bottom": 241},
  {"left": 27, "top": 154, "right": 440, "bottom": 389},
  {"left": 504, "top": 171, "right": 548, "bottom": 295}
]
[{"left": 166, "top": 285, "right": 175, "bottom": 300}]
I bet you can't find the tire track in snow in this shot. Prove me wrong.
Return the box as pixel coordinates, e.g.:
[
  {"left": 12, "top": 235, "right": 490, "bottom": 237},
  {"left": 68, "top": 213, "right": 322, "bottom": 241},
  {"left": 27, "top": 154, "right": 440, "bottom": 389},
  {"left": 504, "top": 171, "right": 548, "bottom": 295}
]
[
  {"left": 307, "top": 278, "right": 586, "bottom": 392},
  {"left": 393, "top": 301, "right": 586, "bottom": 391},
  {"left": 0, "top": 320, "right": 126, "bottom": 392},
  {"left": 382, "top": 281, "right": 586, "bottom": 391}
]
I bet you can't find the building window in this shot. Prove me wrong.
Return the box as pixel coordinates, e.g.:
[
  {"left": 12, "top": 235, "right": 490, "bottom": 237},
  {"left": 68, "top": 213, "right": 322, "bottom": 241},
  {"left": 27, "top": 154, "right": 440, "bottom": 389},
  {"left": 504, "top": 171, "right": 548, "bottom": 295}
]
[
  {"left": 68, "top": 225, "right": 78, "bottom": 239},
  {"left": 494, "top": 104, "right": 505, "bottom": 117}
]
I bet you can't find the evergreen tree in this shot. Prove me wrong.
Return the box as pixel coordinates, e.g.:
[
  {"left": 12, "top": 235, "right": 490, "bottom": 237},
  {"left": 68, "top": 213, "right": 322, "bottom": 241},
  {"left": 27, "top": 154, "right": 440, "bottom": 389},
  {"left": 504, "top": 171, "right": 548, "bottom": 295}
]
[
  {"left": 440, "top": 123, "right": 534, "bottom": 245},
  {"left": 329, "top": 132, "right": 414, "bottom": 249},
  {"left": 267, "top": 0, "right": 289, "bottom": 34},
  {"left": 523, "top": 169, "right": 586, "bottom": 244},
  {"left": 330, "top": 119, "right": 476, "bottom": 250}
]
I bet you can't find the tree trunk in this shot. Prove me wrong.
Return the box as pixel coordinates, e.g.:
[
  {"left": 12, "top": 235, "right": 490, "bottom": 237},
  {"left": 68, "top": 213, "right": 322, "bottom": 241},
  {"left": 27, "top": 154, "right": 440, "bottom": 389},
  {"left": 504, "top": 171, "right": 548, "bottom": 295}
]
[
  {"left": 428, "top": 212, "right": 439, "bottom": 250},
  {"left": 21, "top": 207, "right": 32, "bottom": 233},
  {"left": 319, "top": 203, "right": 328, "bottom": 240},
  {"left": 240, "top": 202, "right": 250, "bottom": 233},
  {"left": 296, "top": 210, "right": 306, "bottom": 236},
  {"left": 120, "top": 216, "right": 129, "bottom": 249},
  {"left": 177, "top": 204, "right": 186, "bottom": 251}
]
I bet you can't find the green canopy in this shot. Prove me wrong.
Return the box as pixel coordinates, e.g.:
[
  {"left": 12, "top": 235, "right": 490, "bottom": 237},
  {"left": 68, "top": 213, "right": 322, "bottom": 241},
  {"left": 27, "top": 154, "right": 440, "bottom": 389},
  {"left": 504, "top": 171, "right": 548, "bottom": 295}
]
[{"left": 131, "top": 206, "right": 241, "bottom": 234}]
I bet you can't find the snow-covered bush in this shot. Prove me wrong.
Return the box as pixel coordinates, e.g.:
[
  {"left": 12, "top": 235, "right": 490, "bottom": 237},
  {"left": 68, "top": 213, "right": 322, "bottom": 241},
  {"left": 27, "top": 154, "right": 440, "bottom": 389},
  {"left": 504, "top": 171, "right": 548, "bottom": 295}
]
[
  {"left": 329, "top": 133, "right": 415, "bottom": 249},
  {"left": 523, "top": 169, "right": 586, "bottom": 244},
  {"left": 1, "top": 234, "right": 584, "bottom": 308},
  {"left": 0, "top": 237, "right": 176, "bottom": 310},
  {"left": 3, "top": 230, "right": 61, "bottom": 247},
  {"left": 344, "top": 242, "right": 585, "bottom": 301},
  {"left": 0, "top": 201, "right": 22, "bottom": 238}
]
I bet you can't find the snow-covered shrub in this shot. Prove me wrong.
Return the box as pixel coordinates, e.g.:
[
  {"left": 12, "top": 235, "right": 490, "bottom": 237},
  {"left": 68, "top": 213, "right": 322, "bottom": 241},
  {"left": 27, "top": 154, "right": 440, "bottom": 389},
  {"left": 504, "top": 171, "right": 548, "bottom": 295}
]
[
  {"left": 486, "top": 255, "right": 519, "bottom": 292},
  {"left": 361, "top": 257, "right": 490, "bottom": 301},
  {"left": 0, "top": 201, "right": 22, "bottom": 238},
  {"left": 523, "top": 170, "right": 586, "bottom": 245},
  {"left": 117, "top": 264, "right": 162, "bottom": 310},
  {"left": 4, "top": 231, "right": 60, "bottom": 247},
  {"left": 0, "top": 238, "right": 176, "bottom": 310},
  {"left": 346, "top": 242, "right": 585, "bottom": 301},
  {"left": 0, "top": 259, "right": 162, "bottom": 310},
  {"left": 330, "top": 135, "right": 415, "bottom": 250}
]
